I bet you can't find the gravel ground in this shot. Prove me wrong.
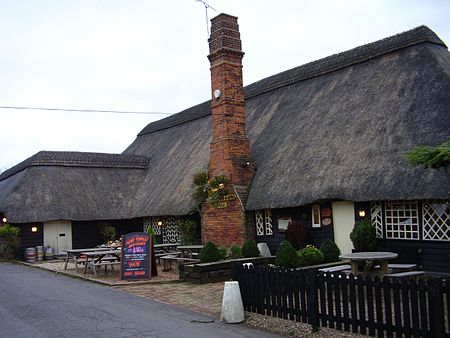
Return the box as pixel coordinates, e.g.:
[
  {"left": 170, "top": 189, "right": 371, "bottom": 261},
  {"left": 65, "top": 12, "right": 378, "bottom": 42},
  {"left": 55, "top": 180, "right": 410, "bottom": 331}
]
[{"left": 244, "top": 312, "right": 370, "bottom": 337}]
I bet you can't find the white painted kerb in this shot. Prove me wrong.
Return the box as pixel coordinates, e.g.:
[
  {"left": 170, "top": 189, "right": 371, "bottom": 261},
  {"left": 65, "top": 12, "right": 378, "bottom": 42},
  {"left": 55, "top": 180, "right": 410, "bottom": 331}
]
[{"left": 220, "top": 281, "right": 245, "bottom": 323}]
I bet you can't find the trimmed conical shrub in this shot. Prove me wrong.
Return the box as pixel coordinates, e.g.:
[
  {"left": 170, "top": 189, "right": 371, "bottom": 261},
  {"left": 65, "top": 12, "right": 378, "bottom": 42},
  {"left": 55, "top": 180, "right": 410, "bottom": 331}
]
[
  {"left": 199, "top": 241, "right": 221, "bottom": 263},
  {"left": 320, "top": 239, "right": 341, "bottom": 263},
  {"left": 275, "top": 240, "right": 300, "bottom": 268},
  {"left": 241, "top": 240, "right": 260, "bottom": 258}
]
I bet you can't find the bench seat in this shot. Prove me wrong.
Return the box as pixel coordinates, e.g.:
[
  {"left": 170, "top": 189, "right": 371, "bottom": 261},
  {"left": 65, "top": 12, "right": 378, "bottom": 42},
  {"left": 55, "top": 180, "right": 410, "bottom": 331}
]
[{"left": 385, "top": 271, "right": 425, "bottom": 278}]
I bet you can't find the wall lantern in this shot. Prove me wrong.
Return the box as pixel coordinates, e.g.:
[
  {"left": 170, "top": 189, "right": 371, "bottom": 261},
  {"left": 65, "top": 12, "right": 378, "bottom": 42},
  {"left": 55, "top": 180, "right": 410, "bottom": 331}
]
[
  {"left": 157, "top": 221, "right": 163, "bottom": 226},
  {"left": 2, "top": 217, "right": 7, "bottom": 223},
  {"left": 31, "top": 226, "right": 38, "bottom": 233},
  {"left": 358, "top": 209, "right": 366, "bottom": 218}
]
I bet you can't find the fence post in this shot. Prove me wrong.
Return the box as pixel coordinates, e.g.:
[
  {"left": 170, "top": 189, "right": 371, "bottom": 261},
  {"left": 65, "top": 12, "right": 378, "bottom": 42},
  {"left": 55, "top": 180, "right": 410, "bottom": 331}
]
[
  {"left": 429, "top": 278, "right": 444, "bottom": 338},
  {"left": 306, "top": 269, "right": 319, "bottom": 332}
]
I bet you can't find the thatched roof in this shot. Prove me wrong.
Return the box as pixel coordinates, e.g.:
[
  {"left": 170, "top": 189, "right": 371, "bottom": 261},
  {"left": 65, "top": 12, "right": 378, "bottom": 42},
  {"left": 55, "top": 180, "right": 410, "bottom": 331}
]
[
  {"left": 0, "top": 151, "right": 149, "bottom": 223},
  {"left": 1, "top": 26, "right": 449, "bottom": 222},
  {"left": 125, "top": 25, "right": 450, "bottom": 214}
]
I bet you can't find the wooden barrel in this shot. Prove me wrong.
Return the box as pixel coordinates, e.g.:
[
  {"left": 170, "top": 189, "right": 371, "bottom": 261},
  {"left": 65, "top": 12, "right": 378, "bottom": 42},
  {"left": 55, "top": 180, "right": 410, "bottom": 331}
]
[
  {"left": 25, "top": 247, "right": 37, "bottom": 263},
  {"left": 44, "top": 247, "right": 55, "bottom": 260},
  {"left": 36, "top": 246, "right": 44, "bottom": 261}
]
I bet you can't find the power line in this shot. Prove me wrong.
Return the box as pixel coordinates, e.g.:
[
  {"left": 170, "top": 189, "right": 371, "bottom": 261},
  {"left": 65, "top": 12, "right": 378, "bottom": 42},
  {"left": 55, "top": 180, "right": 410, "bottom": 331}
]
[{"left": 0, "top": 105, "right": 172, "bottom": 115}]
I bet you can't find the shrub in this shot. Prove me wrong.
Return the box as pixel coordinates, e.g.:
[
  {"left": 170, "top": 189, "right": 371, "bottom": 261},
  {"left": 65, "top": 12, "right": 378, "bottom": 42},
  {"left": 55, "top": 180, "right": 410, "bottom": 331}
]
[
  {"left": 350, "top": 218, "right": 377, "bottom": 252},
  {"left": 0, "top": 224, "right": 20, "bottom": 259},
  {"left": 320, "top": 239, "right": 341, "bottom": 263},
  {"left": 285, "top": 220, "right": 308, "bottom": 250},
  {"left": 199, "top": 241, "right": 221, "bottom": 263},
  {"left": 298, "top": 245, "right": 324, "bottom": 267},
  {"left": 275, "top": 240, "right": 300, "bottom": 268},
  {"left": 192, "top": 171, "right": 209, "bottom": 205},
  {"left": 97, "top": 222, "right": 116, "bottom": 243},
  {"left": 218, "top": 247, "right": 228, "bottom": 260},
  {"left": 146, "top": 226, "right": 158, "bottom": 245},
  {"left": 178, "top": 219, "right": 197, "bottom": 245},
  {"left": 241, "top": 240, "right": 260, "bottom": 258},
  {"left": 229, "top": 244, "right": 242, "bottom": 259}
]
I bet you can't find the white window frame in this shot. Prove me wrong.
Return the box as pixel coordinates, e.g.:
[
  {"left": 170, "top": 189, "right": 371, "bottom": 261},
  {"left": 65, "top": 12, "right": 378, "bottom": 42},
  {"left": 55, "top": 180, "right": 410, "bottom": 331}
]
[
  {"left": 312, "top": 204, "right": 321, "bottom": 228},
  {"left": 384, "top": 201, "right": 419, "bottom": 240}
]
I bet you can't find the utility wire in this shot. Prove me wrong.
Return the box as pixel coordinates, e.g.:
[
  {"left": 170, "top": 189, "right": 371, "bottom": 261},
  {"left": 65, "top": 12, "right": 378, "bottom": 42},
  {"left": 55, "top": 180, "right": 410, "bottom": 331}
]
[{"left": 0, "top": 105, "right": 172, "bottom": 115}]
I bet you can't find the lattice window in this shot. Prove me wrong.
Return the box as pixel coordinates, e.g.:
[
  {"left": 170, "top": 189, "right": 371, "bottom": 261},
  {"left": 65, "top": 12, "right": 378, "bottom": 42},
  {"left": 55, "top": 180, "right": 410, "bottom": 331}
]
[
  {"left": 385, "top": 201, "right": 419, "bottom": 240},
  {"left": 142, "top": 217, "right": 161, "bottom": 235},
  {"left": 370, "top": 201, "right": 383, "bottom": 238},
  {"left": 162, "top": 216, "right": 180, "bottom": 243},
  {"left": 255, "top": 211, "right": 264, "bottom": 236},
  {"left": 423, "top": 201, "right": 450, "bottom": 241},
  {"left": 264, "top": 209, "right": 273, "bottom": 235}
]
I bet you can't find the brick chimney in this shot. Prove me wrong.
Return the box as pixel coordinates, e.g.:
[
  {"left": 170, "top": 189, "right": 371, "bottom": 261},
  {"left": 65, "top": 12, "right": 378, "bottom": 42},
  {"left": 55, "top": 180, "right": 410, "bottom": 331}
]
[{"left": 201, "top": 14, "right": 254, "bottom": 246}]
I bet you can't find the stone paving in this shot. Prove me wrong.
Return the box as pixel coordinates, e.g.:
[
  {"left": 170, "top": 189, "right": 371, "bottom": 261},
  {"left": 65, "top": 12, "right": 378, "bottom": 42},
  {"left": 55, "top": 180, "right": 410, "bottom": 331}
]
[{"left": 115, "top": 281, "right": 225, "bottom": 317}]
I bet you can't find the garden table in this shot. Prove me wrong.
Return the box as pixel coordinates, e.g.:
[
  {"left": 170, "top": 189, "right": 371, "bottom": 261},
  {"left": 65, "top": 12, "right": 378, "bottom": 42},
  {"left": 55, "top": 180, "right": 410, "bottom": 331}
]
[
  {"left": 178, "top": 245, "right": 204, "bottom": 259},
  {"left": 80, "top": 249, "right": 121, "bottom": 274},
  {"left": 154, "top": 243, "right": 180, "bottom": 253},
  {"left": 339, "top": 251, "right": 398, "bottom": 274},
  {"left": 63, "top": 247, "right": 113, "bottom": 270}
]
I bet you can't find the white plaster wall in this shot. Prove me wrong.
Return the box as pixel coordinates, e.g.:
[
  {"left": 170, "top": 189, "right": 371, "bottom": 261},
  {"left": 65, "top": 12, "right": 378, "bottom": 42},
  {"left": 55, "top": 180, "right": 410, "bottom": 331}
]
[{"left": 332, "top": 201, "right": 355, "bottom": 255}]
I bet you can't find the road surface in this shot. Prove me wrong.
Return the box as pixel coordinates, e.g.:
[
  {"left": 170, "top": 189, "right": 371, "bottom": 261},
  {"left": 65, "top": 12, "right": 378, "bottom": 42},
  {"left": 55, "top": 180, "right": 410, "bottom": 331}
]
[{"left": 0, "top": 262, "right": 280, "bottom": 338}]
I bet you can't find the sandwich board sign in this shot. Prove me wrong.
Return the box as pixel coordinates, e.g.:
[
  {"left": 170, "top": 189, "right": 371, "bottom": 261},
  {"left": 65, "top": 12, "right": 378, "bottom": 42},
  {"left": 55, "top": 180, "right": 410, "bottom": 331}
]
[{"left": 121, "top": 232, "right": 153, "bottom": 280}]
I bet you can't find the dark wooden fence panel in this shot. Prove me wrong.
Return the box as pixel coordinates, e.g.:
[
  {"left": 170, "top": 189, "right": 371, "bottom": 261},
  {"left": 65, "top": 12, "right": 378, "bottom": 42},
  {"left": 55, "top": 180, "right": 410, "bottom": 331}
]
[{"left": 232, "top": 263, "right": 449, "bottom": 338}]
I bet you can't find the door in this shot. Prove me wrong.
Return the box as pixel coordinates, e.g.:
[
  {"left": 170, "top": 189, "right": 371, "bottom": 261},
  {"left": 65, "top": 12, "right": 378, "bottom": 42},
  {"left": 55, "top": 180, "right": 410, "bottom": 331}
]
[
  {"left": 332, "top": 201, "right": 355, "bottom": 255},
  {"left": 43, "top": 221, "right": 73, "bottom": 255}
]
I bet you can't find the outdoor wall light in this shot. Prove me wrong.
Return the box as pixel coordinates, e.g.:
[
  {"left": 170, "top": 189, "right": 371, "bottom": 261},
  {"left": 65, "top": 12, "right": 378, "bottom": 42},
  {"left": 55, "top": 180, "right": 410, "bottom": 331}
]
[
  {"left": 358, "top": 209, "right": 366, "bottom": 218},
  {"left": 157, "top": 221, "right": 163, "bottom": 226},
  {"left": 2, "top": 217, "right": 7, "bottom": 223},
  {"left": 31, "top": 226, "right": 38, "bottom": 233}
]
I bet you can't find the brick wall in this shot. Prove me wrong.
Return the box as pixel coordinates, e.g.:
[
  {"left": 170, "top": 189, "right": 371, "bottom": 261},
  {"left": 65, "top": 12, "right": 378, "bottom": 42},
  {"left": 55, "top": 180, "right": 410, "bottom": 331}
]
[{"left": 201, "top": 14, "right": 254, "bottom": 246}]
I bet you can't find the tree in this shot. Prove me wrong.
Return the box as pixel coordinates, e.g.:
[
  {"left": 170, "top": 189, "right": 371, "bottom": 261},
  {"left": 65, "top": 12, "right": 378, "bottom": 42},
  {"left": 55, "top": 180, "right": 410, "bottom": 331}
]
[{"left": 405, "top": 139, "right": 450, "bottom": 169}]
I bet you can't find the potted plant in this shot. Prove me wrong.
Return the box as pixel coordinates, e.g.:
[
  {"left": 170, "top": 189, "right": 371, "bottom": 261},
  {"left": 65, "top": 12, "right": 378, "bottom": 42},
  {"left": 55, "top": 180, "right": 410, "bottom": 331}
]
[{"left": 349, "top": 218, "right": 377, "bottom": 252}]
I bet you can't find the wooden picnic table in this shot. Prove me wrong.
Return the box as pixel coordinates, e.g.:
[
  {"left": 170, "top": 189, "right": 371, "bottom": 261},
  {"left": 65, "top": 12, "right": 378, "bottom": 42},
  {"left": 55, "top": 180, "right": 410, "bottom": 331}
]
[
  {"left": 178, "top": 245, "right": 204, "bottom": 258},
  {"left": 63, "top": 247, "right": 114, "bottom": 270},
  {"left": 340, "top": 251, "right": 398, "bottom": 274},
  {"left": 80, "top": 249, "right": 121, "bottom": 275},
  {"left": 154, "top": 243, "right": 180, "bottom": 253}
]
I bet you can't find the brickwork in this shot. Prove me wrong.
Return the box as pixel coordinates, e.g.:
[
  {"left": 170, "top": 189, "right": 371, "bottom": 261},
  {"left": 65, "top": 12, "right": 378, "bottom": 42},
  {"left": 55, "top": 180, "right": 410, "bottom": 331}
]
[{"left": 201, "top": 14, "right": 254, "bottom": 246}]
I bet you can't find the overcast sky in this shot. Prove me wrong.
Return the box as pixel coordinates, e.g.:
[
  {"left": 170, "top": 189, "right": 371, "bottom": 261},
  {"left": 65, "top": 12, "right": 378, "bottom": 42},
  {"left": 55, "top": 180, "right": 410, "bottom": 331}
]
[{"left": 1, "top": 0, "right": 449, "bottom": 171}]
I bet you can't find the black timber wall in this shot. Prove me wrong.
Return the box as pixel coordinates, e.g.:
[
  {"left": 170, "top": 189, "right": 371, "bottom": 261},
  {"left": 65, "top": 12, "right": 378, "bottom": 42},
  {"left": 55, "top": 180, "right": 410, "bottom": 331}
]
[
  {"left": 255, "top": 204, "right": 334, "bottom": 255},
  {"left": 72, "top": 218, "right": 143, "bottom": 249},
  {"left": 378, "top": 238, "right": 450, "bottom": 272},
  {"left": 15, "top": 222, "right": 43, "bottom": 258}
]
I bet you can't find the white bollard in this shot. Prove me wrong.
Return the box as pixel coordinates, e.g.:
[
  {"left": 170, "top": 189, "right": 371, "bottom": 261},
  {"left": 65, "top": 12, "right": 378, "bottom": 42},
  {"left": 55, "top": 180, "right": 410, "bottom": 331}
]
[{"left": 220, "top": 281, "right": 245, "bottom": 323}]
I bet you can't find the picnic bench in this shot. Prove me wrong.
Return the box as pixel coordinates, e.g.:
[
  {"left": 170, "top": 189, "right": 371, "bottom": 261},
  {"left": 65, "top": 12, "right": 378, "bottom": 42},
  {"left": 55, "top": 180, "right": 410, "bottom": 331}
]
[
  {"left": 63, "top": 247, "right": 114, "bottom": 270},
  {"left": 79, "top": 249, "right": 121, "bottom": 276}
]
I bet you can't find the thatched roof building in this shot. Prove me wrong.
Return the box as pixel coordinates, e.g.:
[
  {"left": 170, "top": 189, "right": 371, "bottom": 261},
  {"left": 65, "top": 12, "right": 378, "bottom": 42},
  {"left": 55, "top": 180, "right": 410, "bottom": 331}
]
[
  {"left": 0, "top": 151, "right": 149, "bottom": 223},
  {"left": 0, "top": 25, "right": 449, "bottom": 223},
  {"left": 125, "top": 25, "right": 450, "bottom": 216}
]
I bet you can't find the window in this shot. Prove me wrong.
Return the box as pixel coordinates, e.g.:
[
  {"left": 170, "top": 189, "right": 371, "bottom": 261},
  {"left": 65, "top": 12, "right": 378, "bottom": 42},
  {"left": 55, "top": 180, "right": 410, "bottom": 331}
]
[
  {"left": 312, "top": 204, "right": 321, "bottom": 228},
  {"left": 423, "top": 201, "right": 449, "bottom": 241},
  {"left": 384, "top": 201, "right": 419, "bottom": 240},
  {"left": 255, "top": 209, "right": 273, "bottom": 236},
  {"left": 278, "top": 217, "right": 291, "bottom": 231}
]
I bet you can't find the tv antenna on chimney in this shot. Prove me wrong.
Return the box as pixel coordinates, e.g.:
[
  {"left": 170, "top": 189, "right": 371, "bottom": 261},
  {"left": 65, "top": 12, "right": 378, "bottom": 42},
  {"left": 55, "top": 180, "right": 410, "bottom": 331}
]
[{"left": 196, "top": 0, "right": 216, "bottom": 38}]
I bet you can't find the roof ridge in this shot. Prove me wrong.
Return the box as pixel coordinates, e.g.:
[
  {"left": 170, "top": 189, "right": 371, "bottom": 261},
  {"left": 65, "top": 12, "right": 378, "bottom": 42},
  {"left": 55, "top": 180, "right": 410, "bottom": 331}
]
[
  {"left": 244, "top": 25, "right": 445, "bottom": 99},
  {"left": 0, "top": 151, "right": 150, "bottom": 181},
  {"left": 135, "top": 25, "right": 447, "bottom": 137}
]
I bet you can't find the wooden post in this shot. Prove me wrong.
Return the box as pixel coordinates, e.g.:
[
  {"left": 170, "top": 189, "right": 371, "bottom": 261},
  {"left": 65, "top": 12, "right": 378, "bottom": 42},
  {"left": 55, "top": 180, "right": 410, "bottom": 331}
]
[
  {"left": 306, "top": 269, "right": 319, "bottom": 332},
  {"left": 429, "top": 278, "right": 444, "bottom": 338}
]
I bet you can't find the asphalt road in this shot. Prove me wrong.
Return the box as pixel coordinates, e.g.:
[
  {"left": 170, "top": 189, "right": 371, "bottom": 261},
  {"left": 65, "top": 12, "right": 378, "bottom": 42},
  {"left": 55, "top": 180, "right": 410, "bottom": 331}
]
[{"left": 0, "top": 262, "right": 280, "bottom": 338}]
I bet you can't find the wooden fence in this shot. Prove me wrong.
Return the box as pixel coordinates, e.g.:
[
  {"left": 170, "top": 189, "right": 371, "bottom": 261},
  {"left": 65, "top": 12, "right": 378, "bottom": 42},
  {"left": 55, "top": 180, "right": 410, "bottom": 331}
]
[{"left": 232, "top": 264, "right": 449, "bottom": 338}]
